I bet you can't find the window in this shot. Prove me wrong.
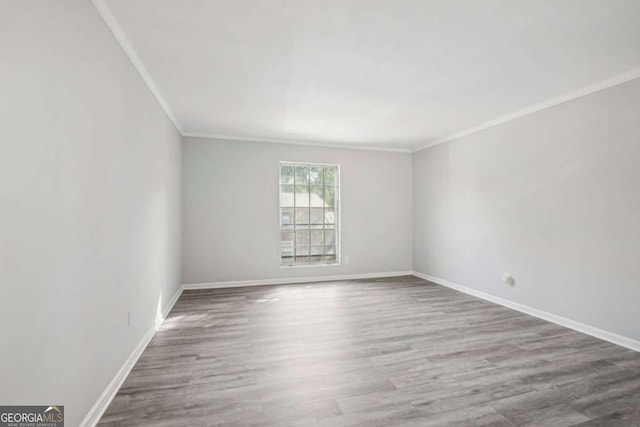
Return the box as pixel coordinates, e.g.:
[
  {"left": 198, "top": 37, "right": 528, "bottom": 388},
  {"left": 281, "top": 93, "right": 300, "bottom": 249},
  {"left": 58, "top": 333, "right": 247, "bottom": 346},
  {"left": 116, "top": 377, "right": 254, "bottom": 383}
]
[{"left": 279, "top": 162, "right": 340, "bottom": 266}]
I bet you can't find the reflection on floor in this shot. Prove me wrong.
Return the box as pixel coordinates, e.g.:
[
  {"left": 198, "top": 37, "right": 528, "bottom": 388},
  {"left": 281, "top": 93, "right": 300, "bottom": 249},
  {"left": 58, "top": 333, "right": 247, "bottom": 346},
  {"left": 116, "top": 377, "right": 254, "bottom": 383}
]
[{"left": 99, "top": 275, "right": 640, "bottom": 426}]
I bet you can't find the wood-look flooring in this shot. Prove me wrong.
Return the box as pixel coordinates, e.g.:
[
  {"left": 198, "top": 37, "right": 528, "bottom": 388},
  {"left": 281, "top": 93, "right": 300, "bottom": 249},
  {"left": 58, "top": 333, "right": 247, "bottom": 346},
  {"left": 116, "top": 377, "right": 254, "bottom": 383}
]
[{"left": 99, "top": 276, "right": 640, "bottom": 426}]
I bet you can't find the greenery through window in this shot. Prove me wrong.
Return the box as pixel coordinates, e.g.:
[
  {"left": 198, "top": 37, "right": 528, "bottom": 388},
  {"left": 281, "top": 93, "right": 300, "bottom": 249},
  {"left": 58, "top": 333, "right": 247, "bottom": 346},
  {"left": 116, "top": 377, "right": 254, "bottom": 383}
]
[{"left": 280, "top": 162, "right": 339, "bottom": 266}]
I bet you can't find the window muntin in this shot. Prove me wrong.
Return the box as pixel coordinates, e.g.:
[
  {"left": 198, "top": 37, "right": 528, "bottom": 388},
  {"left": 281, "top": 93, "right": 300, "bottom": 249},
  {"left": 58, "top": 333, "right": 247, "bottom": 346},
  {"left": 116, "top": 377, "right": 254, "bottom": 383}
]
[{"left": 280, "top": 162, "right": 339, "bottom": 266}]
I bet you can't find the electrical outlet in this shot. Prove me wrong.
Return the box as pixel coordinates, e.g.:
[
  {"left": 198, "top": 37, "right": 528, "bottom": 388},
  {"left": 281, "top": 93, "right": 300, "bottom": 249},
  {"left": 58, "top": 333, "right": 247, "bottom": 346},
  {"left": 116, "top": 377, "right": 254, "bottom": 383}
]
[
  {"left": 128, "top": 311, "right": 131, "bottom": 327},
  {"left": 502, "top": 273, "right": 514, "bottom": 286},
  {"left": 344, "top": 256, "right": 350, "bottom": 264}
]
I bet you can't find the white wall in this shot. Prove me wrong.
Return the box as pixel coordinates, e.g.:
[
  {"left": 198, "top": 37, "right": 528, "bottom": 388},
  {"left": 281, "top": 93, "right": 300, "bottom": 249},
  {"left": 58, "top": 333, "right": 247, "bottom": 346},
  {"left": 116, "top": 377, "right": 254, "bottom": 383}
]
[
  {"left": 413, "top": 78, "right": 640, "bottom": 342},
  {"left": 0, "top": 2, "right": 181, "bottom": 426},
  {"left": 182, "top": 137, "right": 413, "bottom": 284},
  {"left": 2, "top": 2, "right": 637, "bottom": 423}
]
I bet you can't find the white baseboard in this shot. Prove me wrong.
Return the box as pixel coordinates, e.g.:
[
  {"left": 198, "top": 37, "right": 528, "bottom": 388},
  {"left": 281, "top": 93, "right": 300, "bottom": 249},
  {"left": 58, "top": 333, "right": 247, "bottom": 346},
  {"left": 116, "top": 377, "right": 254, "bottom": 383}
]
[
  {"left": 412, "top": 271, "right": 640, "bottom": 353},
  {"left": 160, "top": 285, "right": 184, "bottom": 320},
  {"left": 80, "top": 285, "right": 184, "bottom": 427},
  {"left": 80, "top": 272, "right": 413, "bottom": 425},
  {"left": 82, "top": 270, "right": 639, "bottom": 427},
  {"left": 182, "top": 270, "right": 415, "bottom": 290}
]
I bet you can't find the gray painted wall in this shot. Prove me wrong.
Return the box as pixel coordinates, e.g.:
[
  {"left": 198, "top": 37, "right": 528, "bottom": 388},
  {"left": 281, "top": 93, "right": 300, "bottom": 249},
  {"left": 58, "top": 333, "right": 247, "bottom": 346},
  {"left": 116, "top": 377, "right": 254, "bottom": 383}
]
[
  {"left": 182, "top": 137, "right": 413, "bottom": 284},
  {"left": 2, "top": 1, "right": 639, "bottom": 423},
  {"left": 413, "top": 78, "right": 640, "bottom": 341},
  {"left": 0, "top": 1, "right": 182, "bottom": 425}
]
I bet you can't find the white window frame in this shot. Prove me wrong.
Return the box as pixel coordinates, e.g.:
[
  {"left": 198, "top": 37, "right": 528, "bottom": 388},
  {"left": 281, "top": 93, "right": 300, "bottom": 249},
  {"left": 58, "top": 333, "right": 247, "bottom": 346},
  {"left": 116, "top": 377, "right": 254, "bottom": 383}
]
[{"left": 279, "top": 161, "right": 341, "bottom": 268}]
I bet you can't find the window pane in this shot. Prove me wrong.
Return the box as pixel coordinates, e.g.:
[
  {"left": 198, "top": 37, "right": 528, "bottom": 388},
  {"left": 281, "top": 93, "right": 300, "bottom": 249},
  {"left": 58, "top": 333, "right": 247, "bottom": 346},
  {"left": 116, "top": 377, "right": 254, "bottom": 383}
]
[
  {"left": 281, "top": 185, "right": 294, "bottom": 207},
  {"left": 295, "top": 166, "right": 309, "bottom": 185},
  {"left": 295, "top": 246, "right": 309, "bottom": 256},
  {"left": 310, "top": 186, "right": 324, "bottom": 207},
  {"left": 310, "top": 167, "right": 323, "bottom": 185},
  {"left": 324, "top": 187, "right": 336, "bottom": 207},
  {"left": 325, "top": 230, "right": 336, "bottom": 246},
  {"left": 295, "top": 230, "right": 309, "bottom": 246},
  {"left": 281, "top": 165, "right": 294, "bottom": 184},
  {"left": 294, "top": 208, "right": 309, "bottom": 225},
  {"left": 280, "top": 208, "right": 294, "bottom": 228},
  {"left": 281, "top": 246, "right": 294, "bottom": 258},
  {"left": 280, "top": 162, "right": 339, "bottom": 267},
  {"left": 310, "top": 208, "right": 323, "bottom": 225},
  {"left": 281, "top": 230, "right": 294, "bottom": 244},
  {"left": 310, "top": 246, "right": 324, "bottom": 256},
  {"left": 295, "top": 185, "right": 309, "bottom": 206},
  {"left": 324, "top": 208, "right": 335, "bottom": 225},
  {"left": 324, "top": 167, "right": 336, "bottom": 186},
  {"left": 310, "top": 230, "right": 323, "bottom": 245}
]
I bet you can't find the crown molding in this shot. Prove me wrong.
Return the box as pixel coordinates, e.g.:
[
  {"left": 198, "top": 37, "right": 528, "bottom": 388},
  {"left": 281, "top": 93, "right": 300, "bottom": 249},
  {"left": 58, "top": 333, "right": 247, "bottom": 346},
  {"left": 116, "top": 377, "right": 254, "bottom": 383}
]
[
  {"left": 92, "top": 0, "right": 411, "bottom": 154},
  {"left": 412, "top": 67, "right": 640, "bottom": 153},
  {"left": 92, "top": 0, "right": 184, "bottom": 135},
  {"left": 92, "top": 1, "right": 640, "bottom": 155},
  {"left": 183, "top": 132, "right": 414, "bottom": 153}
]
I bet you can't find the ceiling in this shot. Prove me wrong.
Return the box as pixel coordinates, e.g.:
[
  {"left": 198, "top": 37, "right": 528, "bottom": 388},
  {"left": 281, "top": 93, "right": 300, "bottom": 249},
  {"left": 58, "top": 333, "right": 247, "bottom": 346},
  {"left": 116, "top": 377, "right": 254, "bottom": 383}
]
[{"left": 97, "top": 0, "right": 640, "bottom": 151}]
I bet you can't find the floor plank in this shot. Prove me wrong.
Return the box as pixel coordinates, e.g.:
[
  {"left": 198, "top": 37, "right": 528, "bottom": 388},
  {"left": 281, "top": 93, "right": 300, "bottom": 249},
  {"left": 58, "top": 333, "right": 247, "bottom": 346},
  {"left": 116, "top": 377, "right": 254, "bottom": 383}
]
[{"left": 98, "top": 276, "right": 640, "bottom": 426}]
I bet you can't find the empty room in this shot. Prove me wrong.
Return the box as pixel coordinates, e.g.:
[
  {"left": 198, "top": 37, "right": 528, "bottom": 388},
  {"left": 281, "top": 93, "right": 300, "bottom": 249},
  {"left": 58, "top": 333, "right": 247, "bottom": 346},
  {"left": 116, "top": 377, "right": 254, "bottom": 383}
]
[{"left": 2, "top": 0, "right": 640, "bottom": 426}]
